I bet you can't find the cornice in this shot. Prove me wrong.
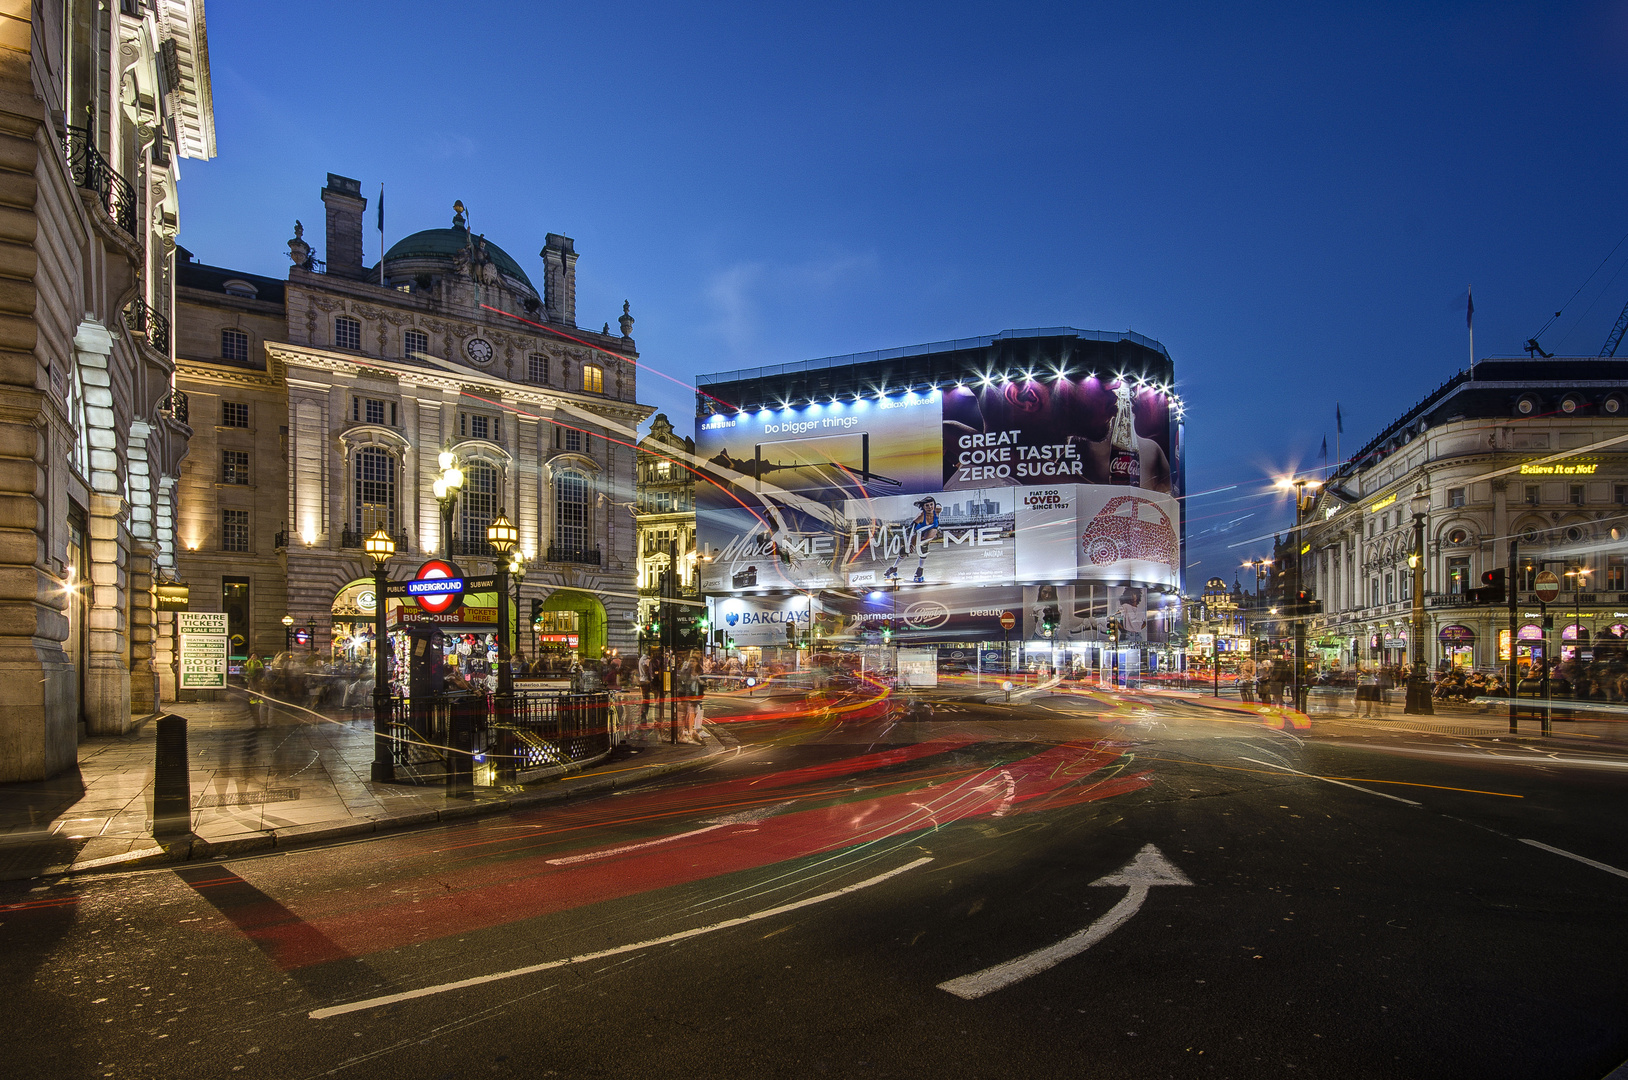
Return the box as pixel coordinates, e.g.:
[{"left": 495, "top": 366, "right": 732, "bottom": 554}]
[{"left": 175, "top": 358, "right": 279, "bottom": 389}]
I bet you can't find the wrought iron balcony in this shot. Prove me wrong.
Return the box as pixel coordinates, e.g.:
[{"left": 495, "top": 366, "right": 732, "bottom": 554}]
[
  {"left": 124, "top": 296, "right": 170, "bottom": 354},
  {"left": 548, "top": 544, "right": 602, "bottom": 566},
  {"left": 62, "top": 125, "right": 137, "bottom": 237},
  {"left": 343, "top": 526, "right": 409, "bottom": 551},
  {"left": 273, "top": 529, "right": 288, "bottom": 551},
  {"left": 159, "top": 389, "right": 188, "bottom": 425}
]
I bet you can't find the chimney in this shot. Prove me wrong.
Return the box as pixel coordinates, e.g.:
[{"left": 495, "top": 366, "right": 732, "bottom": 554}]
[
  {"left": 321, "top": 173, "right": 367, "bottom": 278},
  {"left": 541, "top": 233, "right": 577, "bottom": 326}
]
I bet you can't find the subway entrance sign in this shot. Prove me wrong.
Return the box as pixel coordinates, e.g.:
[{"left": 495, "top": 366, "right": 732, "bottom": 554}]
[{"left": 383, "top": 559, "right": 499, "bottom": 616}]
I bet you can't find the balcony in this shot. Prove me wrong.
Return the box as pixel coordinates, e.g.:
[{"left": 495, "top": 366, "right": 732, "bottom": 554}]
[
  {"left": 548, "top": 544, "right": 602, "bottom": 566},
  {"left": 159, "top": 390, "right": 188, "bottom": 426},
  {"left": 273, "top": 529, "right": 288, "bottom": 551},
  {"left": 124, "top": 296, "right": 170, "bottom": 355},
  {"left": 62, "top": 125, "right": 137, "bottom": 238},
  {"left": 341, "top": 527, "right": 410, "bottom": 551},
  {"left": 1425, "top": 592, "right": 1477, "bottom": 609}
]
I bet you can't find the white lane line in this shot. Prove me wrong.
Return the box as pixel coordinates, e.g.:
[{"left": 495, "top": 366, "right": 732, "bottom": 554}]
[
  {"left": 939, "top": 844, "right": 1191, "bottom": 1000},
  {"left": 1519, "top": 839, "right": 1628, "bottom": 881},
  {"left": 545, "top": 824, "right": 728, "bottom": 866},
  {"left": 309, "top": 856, "right": 934, "bottom": 1020},
  {"left": 1237, "top": 756, "right": 1422, "bottom": 807}
]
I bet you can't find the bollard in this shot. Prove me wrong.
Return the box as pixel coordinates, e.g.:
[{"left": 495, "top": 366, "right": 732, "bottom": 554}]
[{"left": 151, "top": 713, "right": 191, "bottom": 836}]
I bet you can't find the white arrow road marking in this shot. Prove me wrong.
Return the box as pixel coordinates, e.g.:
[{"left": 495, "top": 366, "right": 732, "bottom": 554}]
[
  {"left": 1520, "top": 839, "right": 1628, "bottom": 880},
  {"left": 1237, "top": 755, "right": 1422, "bottom": 807},
  {"left": 310, "top": 856, "right": 934, "bottom": 1020},
  {"left": 546, "top": 802, "right": 793, "bottom": 866},
  {"left": 938, "top": 844, "right": 1191, "bottom": 1000}
]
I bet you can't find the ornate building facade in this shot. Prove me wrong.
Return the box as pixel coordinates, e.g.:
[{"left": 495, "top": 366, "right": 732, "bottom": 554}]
[
  {"left": 171, "top": 176, "right": 650, "bottom": 680},
  {"left": 633, "top": 413, "right": 697, "bottom": 648},
  {"left": 1303, "top": 356, "right": 1628, "bottom": 672},
  {"left": 0, "top": 1, "right": 213, "bottom": 780}
]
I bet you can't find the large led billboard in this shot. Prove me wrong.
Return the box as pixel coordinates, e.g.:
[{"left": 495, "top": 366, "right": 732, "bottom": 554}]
[{"left": 696, "top": 372, "right": 1182, "bottom": 595}]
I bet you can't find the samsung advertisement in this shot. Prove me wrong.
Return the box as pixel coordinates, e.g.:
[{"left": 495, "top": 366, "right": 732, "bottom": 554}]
[{"left": 696, "top": 372, "right": 1184, "bottom": 605}]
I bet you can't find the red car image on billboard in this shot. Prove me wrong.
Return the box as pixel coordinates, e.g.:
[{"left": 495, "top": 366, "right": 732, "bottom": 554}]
[{"left": 1080, "top": 495, "right": 1178, "bottom": 569}]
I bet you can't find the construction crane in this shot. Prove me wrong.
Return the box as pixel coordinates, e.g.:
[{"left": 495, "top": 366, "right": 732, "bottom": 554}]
[{"left": 1601, "top": 298, "right": 1628, "bottom": 356}]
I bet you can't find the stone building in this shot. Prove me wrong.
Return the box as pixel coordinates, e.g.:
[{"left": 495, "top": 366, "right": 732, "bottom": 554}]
[
  {"left": 1302, "top": 356, "right": 1628, "bottom": 672},
  {"left": 633, "top": 413, "right": 697, "bottom": 648},
  {"left": 171, "top": 176, "right": 650, "bottom": 682},
  {"left": 0, "top": 1, "right": 214, "bottom": 780}
]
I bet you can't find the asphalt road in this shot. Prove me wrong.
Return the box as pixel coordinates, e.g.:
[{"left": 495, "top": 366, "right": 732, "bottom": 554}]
[{"left": 4, "top": 690, "right": 1627, "bottom": 1080}]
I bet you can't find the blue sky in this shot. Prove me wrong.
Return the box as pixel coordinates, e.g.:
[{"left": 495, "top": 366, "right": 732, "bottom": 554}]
[{"left": 177, "top": 1, "right": 1628, "bottom": 586}]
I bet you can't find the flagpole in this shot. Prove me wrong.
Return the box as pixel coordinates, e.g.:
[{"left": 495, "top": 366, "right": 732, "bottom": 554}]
[
  {"left": 1467, "top": 284, "right": 1474, "bottom": 373},
  {"left": 378, "top": 183, "right": 385, "bottom": 287}
]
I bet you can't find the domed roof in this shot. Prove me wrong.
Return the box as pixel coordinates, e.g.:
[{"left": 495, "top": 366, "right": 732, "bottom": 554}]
[{"left": 384, "top": 224, "right": 534, "bottom": 289}]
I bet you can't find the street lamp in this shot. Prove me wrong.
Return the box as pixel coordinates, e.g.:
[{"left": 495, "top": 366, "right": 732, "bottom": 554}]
[
  {"left": 486, "top": 509, "right": 518, "bottom": 701},
  {"left": 282, "top": 613, "right": 294, "bottom": 651},
  {"left": 433, "top": 448, "right": 465, "bottom": 557},
  {"left": 364, "top": 527, "right": 396, "bottom": 782},
  {"left": 1404, "top": 484, "right": 1433, "bottom": 715},
  {"left": 1565, "top": 566, "right": 1591, "bottom": 664}
]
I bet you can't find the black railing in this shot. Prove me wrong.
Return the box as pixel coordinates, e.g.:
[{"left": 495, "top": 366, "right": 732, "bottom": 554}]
[
  {"left": 548, "top": 543, "right": 602, "bottom": 565},
  {"left": 160, "top": 389, "right": 188, "bottom": 425},
  {"left": 273, "top": 529, "right": 288, "bottom": 550},
  {"left": 341, "top": 526, "right": 408, "bottom": 550},
  {"left": 62, "top": 125, "right": 138, "bottom": 237},
  {"left": 386, "top": 690, "right": 611, "bottom": 783},
  {"left": 452, "top": 538, "right": 497, "bottom": 560},
  {"left": 124, "top": 296, "right": 170, "bottom": 354}
]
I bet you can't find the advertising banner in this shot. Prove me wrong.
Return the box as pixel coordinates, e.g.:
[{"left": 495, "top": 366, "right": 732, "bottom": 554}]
[
  {"left": 177, "top": 612, "right": 228, "bottom": 689},
  {"left": 698, "top": 371, "right": 1181, "bottom": 598},
  {"left": 716, "top": 594, "right": 816, "bottom": 647}
]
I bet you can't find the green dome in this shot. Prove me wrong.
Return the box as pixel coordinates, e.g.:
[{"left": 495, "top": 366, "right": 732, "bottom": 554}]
[{"left": 383, "top": 226, "right": 534, "bottom": 289}]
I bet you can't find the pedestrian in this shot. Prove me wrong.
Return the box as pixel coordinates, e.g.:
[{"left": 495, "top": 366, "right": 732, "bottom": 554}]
[
  {"left": 637, "top": 651, "right": 653, "bottom": 740},
  {"left": 1357, "top": 667, "right": 1378, "bottom": 717},
  {"left": 1375, "top": 667, "right": 1394, "bottom": 714}
]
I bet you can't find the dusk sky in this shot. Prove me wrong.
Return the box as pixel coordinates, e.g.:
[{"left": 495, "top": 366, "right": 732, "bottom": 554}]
[{"left": 177, "top": 1, "right": 1628, "bottom": 588}]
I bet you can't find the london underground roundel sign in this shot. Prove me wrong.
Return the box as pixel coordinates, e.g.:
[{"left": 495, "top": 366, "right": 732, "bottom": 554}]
[{"left": 410, "top": 559, "right": 465, "bottom": 616}]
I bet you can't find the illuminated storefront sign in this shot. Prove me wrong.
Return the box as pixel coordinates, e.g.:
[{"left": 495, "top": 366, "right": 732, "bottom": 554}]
[
  {"left": 1367, "top": 492, "right": 1396, "bottom": 513},
  {"left": 1518, "top": 459, "right": 1598, "bottom": 476}
]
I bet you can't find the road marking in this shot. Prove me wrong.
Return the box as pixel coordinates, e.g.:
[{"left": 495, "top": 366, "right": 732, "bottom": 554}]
[
  {"left": 309, "top": 856, "right": 934, "bottom": 1020},
  {"left": 1520, "top": 839, "right": 1628, "bottom": 881},
  {"left": 1237, "top": 756, "right": 1422, "bottom": 807},
  {"left": 938, "top": 844, "right": 1190, "bottom": 1000},
  {"left": 545, "top": 824, "right": 728, "bottom": 866}
]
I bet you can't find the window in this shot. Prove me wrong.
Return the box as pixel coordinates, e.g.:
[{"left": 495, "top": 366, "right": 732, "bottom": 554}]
[
  {"left": 1608, "top": 555, "right": 1625, "bottom": 592},
  {"left": 459, "top": 463, "right": 498, "bottom": 554},
  {"left": 565, "top": 428, "right": 582, "bottom": 453},
  {"left": 1367, "top": 520, "right": 1375, "bottom": 539},
  {"left": 555, "top": 470, "right": 589, "bottom": 550},
  {"left": 1447, "top": 487, "right": 1465, "bottom": 508},
  {"left": 651, "top": 490, "right": 675, "bottom": 513},
  {"left": 1616, "top": 484, "right": 1627, "bottom": 505},
  {"left": 1570, "top": 484, "right": 1585, "bottom": 506},
  {"left": 221, "top": 328, "right": 249, "bottom": 363},
  {"left": 583, "top": 364, "right": 603, "bottom": 393},
  {"left": 655, "top": 460, "right": 672, "bottom": 479},
  {"left": 1447, "top": 556, "right": 1470, "bottom": 595},
  {"left": 1401, "top": 571, "right": 1411, "bottom": 601},
  {"left": 221, "top": 401, "right": 249, "bottom": 428},
  {"left": 528, "top": 353, "right": 547, "bottom": 383},
  {"left": 1446, "top": 528, "right": 1469, "bottom": 545},
  {"left": 221, "top": 450, "right": 250, "bottom": 485},
  {"left": 335, "top": 316, "right": 361, "bottom": 351},
  {"left": 1525, "top": 484, "right": 1540, "bottom": 505},
  {"left": 1371, "top": 578, "right": 1380, "bottom": 607},
  {"left": 459, "top": 411, "right": 498, "bottom": 442},
  {"left": 1517, "top": 561, "right": 1537, "bottom": 591},
  {"left": 221, "top": 279, "right": 258, "bottom": 299},
  {"left": 404, "top": 329, "right": 428, "bottom": 358},
  {"left": 1385, "top": 573, "right": 1395, "bottom": 604},
  {"left": 355, "top": 447, "right": 397, "bottom": 534},
  {"left": 353, "top": 398, "right": 397, "bottom": 426},
  {"left": 365, "top": 399, "right": 385, "bottom": 425},
  {"left": 222, "top": 509, "right": 249, "bottom": 552}
]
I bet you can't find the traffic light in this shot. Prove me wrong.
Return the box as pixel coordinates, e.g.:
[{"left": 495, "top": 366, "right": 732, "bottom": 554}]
[
  {"left": 1468, "top": 568, "right": 1506, "bottom": 605},
  {"left": 1295, "top": 589, "right": 1321, "bottom": 616},
  {"left": 1042, "top": 605, "right": 1060, "bottom": 637},
  {"left": 530, "top": 598, "right": 543, "bottom": 628},
  {"left": 881, "top": 619, "right": 893, "bottom": 642}
]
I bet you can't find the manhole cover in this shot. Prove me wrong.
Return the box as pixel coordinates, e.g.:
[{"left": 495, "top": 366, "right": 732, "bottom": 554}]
[{"left": 192, "top": 787, "right": 300, "bottom": 809}]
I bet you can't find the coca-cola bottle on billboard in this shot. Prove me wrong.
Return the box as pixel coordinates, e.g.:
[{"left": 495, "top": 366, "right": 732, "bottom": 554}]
[{"left": 1108, "top": 381, "right": 1141, "bottom": 486}]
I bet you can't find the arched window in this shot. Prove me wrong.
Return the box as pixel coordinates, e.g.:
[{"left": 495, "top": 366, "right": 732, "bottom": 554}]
[
  {"left": 459, "top": 462, "right": 499, "bottom": 555},
  {"left": 335, "top": 316, "right": 361, "bottom": 351},
  {"left": 354, "top": 447, "right": 397, "bottom": 535},
  {"left": 554, "top": 470, "right": 590, "bottom": 554}
]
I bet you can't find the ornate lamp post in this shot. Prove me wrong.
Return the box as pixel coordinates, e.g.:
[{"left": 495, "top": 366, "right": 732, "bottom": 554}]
[
  {"left": 1404, "top": 484, "right": 1434, "bottom": 715},
  {"left": 432, "top": 448, "right": 465, "bottom": 557},
  {"left": 282, "top": 613, "right": 294, "bottom": 651},
  {"left": 486, "top": 509, "right": 518, "bottom": 700},
  {"left": 508, "top": 550, "right": 528, "bottom": 664},
  {"left": 364, "top": 527, "right": 397, "bottom": 782}
]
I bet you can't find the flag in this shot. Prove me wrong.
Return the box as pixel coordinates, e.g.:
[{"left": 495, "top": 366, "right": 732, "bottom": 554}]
[
  {"left": 1320, "top": 436, "right": 1327, "bottom": 460},
  {"left": 1335, "top": 404, "right": 1343, "bottom": 434},
  {"left": 376, "top": 184, "right": 384, "bottom": 233},
  {"left": 1466, "top": 285, "right": 1474, "bottom": 330}
]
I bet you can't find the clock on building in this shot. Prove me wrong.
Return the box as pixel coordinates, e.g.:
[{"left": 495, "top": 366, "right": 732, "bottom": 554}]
[{"left": 466, "top": 337, "right": 494, "bottom": 366}]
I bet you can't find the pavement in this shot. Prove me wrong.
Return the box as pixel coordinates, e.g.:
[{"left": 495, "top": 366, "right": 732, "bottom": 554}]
[{"left": 0, "top": 689, "right": 729, "bottom": 882}]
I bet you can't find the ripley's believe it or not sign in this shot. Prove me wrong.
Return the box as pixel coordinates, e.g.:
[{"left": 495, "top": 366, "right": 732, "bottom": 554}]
[{"left": 696, "top": 371, "right": 1183, "bottom": 595}]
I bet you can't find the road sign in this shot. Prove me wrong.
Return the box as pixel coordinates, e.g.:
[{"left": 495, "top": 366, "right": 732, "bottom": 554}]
[
  {"left": 999, "top": 611, "right": 1016, "bottom": 631},
  {"left": 1534, "top": 570, "right": 1561, "bottom": 603}
]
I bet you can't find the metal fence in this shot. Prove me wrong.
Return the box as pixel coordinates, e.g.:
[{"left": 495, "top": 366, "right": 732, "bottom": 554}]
[{"left": 387, "top": 690, "right": 611, "bottom": 785}]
